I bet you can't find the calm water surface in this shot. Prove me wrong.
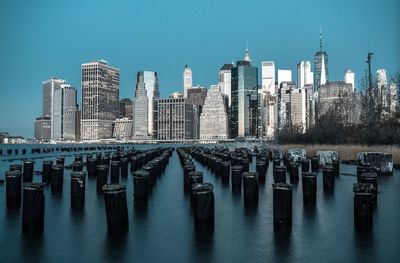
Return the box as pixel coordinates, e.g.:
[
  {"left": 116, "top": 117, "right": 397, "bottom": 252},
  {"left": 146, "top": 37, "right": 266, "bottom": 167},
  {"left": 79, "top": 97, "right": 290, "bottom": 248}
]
[{"left": 0, "top": 144, "right": 399, "bottom": 262}]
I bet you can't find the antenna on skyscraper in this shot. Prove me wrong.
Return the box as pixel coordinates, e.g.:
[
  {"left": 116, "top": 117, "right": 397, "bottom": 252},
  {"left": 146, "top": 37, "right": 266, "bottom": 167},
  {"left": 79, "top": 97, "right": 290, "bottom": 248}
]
[{"left": 319, "top": 28, "right": 323, "bottom": 52}]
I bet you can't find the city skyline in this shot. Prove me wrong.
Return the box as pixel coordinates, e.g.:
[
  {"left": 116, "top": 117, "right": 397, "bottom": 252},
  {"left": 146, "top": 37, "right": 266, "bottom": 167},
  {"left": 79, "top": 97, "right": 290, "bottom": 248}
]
[{"left": 1, "top": 0, "right": 399, "bottom": 137}]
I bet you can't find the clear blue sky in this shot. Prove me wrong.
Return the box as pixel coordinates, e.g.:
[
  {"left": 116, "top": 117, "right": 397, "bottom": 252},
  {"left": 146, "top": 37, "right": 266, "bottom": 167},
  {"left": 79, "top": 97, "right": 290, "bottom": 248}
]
[{"left": 1, "top": 0, "right": 399, "bottom": 138}]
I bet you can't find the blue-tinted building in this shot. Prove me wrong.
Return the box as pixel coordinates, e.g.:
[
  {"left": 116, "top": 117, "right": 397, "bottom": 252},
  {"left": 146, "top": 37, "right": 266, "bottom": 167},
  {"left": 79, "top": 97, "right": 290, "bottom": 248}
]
[{"left": 230, "top": 49, "right": 259, "bottom": 138}]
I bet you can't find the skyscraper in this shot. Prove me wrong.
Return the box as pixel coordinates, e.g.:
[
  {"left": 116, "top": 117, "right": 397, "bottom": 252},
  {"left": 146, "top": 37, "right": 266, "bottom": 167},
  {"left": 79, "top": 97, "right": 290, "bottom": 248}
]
[
  {"left": 277, "top": 70, "right": 292, "bottom": 89},
  {"left": 34, "top": 116, "right": 51, "bottom": 141},
  {"left": 42, "top": 77, "right": 66, "bottom": 118},
  {"left": 200, "top": 85, "right": 228, "bottom": 139},
  {"left": 219, "top": 64, "right": 233, "bottom": 106},
  {"left": 119, "top": 98, "right": 133, "bottom": 119},
  {"left": 37, "top": 77, "right": 66, "bottom": 140},
  {"left": 132, "top": 72, "right": 149, "bottom": 139},
  {"left": 344, "top": 69, "right": 355, "bottom": 92},
  {"left": 157, "top": 96, "right": 194, "bottom": 141},
  {"left": 52, "top": 84, "right": 77, "bottom": 141},
  {"left": 231, "top": 49, "right": 258, "bottom": 138},
  {"left": 81, "top": 60, "right": 120, "bottom": 140},
  {"left": 314, "top": 29, "right": 329, "bottom": 92},
  {"left": 261, "top": 61, "right": 276, "bottom": 95},
  {"left": 133, "top": 71, "right": 160, "bottom": 138},
  {"left": 183, "top": 65, "right": 192, "bottom": 98},
  {"left": 297, "top": 61, "right": 313, "bottom": 89}
]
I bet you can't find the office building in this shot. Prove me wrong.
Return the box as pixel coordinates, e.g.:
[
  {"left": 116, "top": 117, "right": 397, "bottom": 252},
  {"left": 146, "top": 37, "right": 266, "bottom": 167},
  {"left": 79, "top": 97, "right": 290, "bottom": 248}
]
[
  {"left": 52, "top": 84, "right": 77, "bottom": 141},
  {"left": 183, "top": 65, "right": 192, "bottom": 98},
  {"left": 187, "top": 86, "right": 208, "bottom": 139},
  {"left": 113, "top": 117, "right": 133, "bottom": 140},
  {"left": 200, "top": 86, "right": 228, "bottom": 139},
  {"left": 314, "top": 29, "right": 329, "bottom": 92},
  {"left": 133, "top": 71, "right": 159, "bottom": 138},
  {"left": 262, "top": 61, "right": 276, "bottom": 95},
  {"left": 231, "top": 49, "right": 258, "bottom": 138},
  {"left": 297, "top": 61, "right": 313, "bottom": 89},
  {"left": 119, "top": 98, "right": 133, "bottom": 119},
  {"left": 278, "top": 82, "right": 306, "bottom": 132},
  {"left": 344, "top": 69, "right": 355, "bottom": 92},
  {"left": 318, "top": 81, "right": 353, "bottom": 122},
  {"left": 42, "top": 77, "right": 66, "bottom": 118},
  {"left": 81, "top": 60, "right": 120, "bottom": 140},
  {"left": 132, "top": 73, "right": 149, "bottom": 139},
  {"left": 158, "top": 96, "right": 194, "bottom": 141},
  {"left": 277, "top": 70, "right": 292, "bottom": 89},
  {"left": 34, "top": 116, "right": 51, "bottom": 141},
  {"left": 218, "top": 64, "right": 233, "bottom": 106}
]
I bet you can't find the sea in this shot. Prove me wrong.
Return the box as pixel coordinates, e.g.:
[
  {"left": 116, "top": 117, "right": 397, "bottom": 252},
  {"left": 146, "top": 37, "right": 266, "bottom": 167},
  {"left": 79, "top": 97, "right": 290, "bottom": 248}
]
[{"left": 0, "top": 143, "right": 399, "bottom": 262}]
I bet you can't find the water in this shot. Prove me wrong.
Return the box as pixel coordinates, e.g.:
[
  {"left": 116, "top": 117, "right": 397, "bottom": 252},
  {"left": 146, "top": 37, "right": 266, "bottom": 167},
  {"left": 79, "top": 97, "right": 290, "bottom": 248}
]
[{"left": 1, "top": 144, "right": 400, "bottom": 262}]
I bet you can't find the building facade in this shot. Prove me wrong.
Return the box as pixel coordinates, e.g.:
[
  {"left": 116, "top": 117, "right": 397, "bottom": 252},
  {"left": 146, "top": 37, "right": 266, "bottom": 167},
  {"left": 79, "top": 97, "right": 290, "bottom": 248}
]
[
  {"left": 219, "top": 64, "right": 233, "bottom": 106},
  {"left": 119, "top": 98, "right": 133, "bottom": 119},
  {"left": 318, "top": 81, "right": 353, "bottom": 124},
  {"left": 133, "top": 71, "right": 159, "bottom": 138},
  {"left": 262, "top": 61, "right": 276, "bottom": 95},
  {"left": 344, "top": 69, "right": 355, "bottom": 92},
  {"left": 81, "top": 60, "right": 120, "bottom": 140},
  {"left": 187, "top": 86, "right": 208, "bottom": 139},
  {"left": 113, "top": 117, "right": 133, "bottom": 140},
  {"left": 297, "top": 61, "right": 313, "bottom": 89},
  {"left": 34, "top": 116, "right": 51, "bottom": 141},
  {"left": 52, "top": 84, "right": 77, "bottom": 141},
  {"left": 278, "top": 82, "right": 305, "bottom": 132},
  {"left": 230, "top": 49, "right": 259, "bottom": 138},
  {"left": 158, "top": 96, "right": 194, "bottom": 141},
  {"left": 132, "top": 73, "right": 148, "bottom": 139},
  {"left": 200, "top": 86, "right": 228, "bottom": 139},
  {"left": 314, "top": 30, "right": 329, "bottom": 92},
  {"left": 183, "top": 65, "right": 192, "bottom": 98}
]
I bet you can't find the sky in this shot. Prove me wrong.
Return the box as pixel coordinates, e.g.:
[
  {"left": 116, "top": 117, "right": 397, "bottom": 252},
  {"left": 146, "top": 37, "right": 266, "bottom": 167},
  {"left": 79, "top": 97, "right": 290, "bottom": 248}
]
[{"left": 0, "top": 0, "right": 399, "bottom": 138}]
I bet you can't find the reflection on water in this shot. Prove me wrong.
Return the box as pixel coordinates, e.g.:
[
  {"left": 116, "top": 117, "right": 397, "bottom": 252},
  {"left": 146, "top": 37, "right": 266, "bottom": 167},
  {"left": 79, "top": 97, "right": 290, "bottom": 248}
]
[
  {"left": 273, "top": 228, "right": 292, "bottom": 260},
  {"left": 104, "top": 231, "right": 128, "bottom": 262},
  {"left": 21, "top": 234, "right": 44, "bottom": 261}
]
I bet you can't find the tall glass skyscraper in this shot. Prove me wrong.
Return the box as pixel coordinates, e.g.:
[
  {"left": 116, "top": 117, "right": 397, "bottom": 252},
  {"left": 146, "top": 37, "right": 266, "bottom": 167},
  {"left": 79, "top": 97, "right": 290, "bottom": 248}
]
[
  {"left": 81, "top": 60, "right": 120, "bottom": 140},
  {"left": 132, "top": 71, "right": 159, "bottom": 138},
  {"left": 52, "top": 84, "right": 77, "bottom": 141},
  {"left": 231, "top": 49, "right": 258, "bottom": 138},
  {"left": 314, "top": 30, "right": 329, "bottom": 92}
]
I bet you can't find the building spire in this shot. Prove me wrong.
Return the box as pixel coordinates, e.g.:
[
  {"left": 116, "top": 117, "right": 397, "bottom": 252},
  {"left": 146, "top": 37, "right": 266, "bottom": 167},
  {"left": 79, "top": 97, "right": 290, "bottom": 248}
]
[
  {"left": 244, "top": 40, "right": 251, "bottom": 62},
  {"left": 320, "top": 28, "right": 323, "bottom": 52}
]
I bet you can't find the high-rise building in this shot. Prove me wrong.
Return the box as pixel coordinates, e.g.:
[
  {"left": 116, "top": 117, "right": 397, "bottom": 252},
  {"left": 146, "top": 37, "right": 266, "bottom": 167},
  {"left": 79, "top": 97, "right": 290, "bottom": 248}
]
[
  {"left": 344, "top": 69, "right": 355, "bottom": 92},
  {"left": 183, "top": 65, "right": 192, "bottom": 98},
  {"left": 42, "top": 77, "right": 66, "bottom": 118},
  {"left": 132, "top": 73, "right": 149, "bottom": 139},
  {"left": 34, "top": 116, "right": 51, "bottom": 141},
  {"left": 81, "top": 60, "right": 120, "bottom": 140},
  {"left": 133, "top": 71, "right": 159, "bottom": 138},
  {"left": 52, "top": 84, "right": 77, "bottom": 141},
  {"left": 157, "top": 96, "right": 194, "bottom": 141},
  {"left": 187, "top": 86, "right": 208, "bottom": 139},
  {"left": 297, "top": 61, "right": 313, "bottom": 89},
  {"left": 113, "top": 117, "right": 133, "bottom": 140},
  {"left": 218, "top": 64, "right": 233, "bottom": 106},
  {"left": 314, "top": 29, "right": 329, "bottom": 92},
  {"left": 377, "top": 69, "right": 388, "bottom": 102},
  {"left": 277, "top": 70, "right": 292, "bottom": 89},
  {"left": 200, "top": 86, "right": 228, "bottom": 139},
  {"left": 231, "top": 49, "right": 258, "bottom": 138},
  {"left": 318, "top": 81, "right": 353, "bottom": 122},
  {"left": 262, "top": 61, "right": 276, "bottom": 95},
  {"left": 119, "top": 98, "right": 133, "bottom": 119},
  {"left": 277, "top": 82, "right": 306, "bottom": 132}
]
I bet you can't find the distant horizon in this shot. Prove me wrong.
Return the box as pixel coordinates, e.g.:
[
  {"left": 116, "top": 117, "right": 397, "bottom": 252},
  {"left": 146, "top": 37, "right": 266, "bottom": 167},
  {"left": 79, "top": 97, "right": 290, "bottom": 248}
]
[{"left": 1, "top": 0, "right": 399, "bottom": 138}]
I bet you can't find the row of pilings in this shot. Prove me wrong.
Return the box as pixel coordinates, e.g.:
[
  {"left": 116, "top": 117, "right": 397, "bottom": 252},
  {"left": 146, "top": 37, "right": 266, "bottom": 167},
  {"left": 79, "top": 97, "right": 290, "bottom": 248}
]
[
  {"left": 5, "top": 147, "right": 174, "bottom": 236},
  {"left": 173, "top": 146, "right": 382, "bottom": 234}
]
